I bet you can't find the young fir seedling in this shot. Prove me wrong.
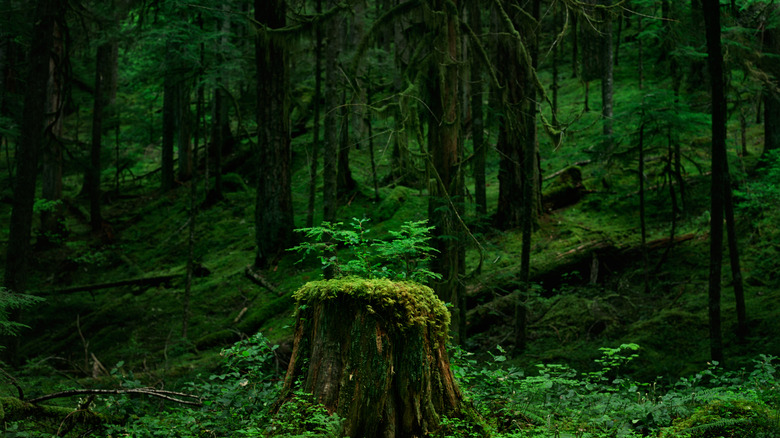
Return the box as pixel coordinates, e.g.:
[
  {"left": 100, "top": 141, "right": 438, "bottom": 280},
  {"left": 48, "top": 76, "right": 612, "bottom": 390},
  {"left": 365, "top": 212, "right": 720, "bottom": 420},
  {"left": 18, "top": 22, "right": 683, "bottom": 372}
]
[{"left": 288, "top": 218, "right": 442, "bottom": 283}]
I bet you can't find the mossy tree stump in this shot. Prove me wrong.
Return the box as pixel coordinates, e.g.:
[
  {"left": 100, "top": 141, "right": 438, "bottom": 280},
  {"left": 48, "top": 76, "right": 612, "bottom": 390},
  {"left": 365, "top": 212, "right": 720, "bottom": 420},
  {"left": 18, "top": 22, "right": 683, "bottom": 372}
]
[{"left": 277, "top": 278, "right": 478, "bottom": 437}]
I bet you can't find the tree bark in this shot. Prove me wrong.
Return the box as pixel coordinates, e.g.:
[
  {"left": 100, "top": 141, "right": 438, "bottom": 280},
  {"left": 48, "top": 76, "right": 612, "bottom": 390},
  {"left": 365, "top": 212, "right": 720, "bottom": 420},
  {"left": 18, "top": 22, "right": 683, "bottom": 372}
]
[
  {"left": 279, "top": 279, "right": 481, "bottom": 437},
  {"left": 161, "top": 43, "right": 176, "bottom": 191},
  {"left": 88, "top": 42, "right": 116, "bottom": 232},
  {"left": 516, "top": 0, "right": 540, "bottom": 353},
  {"left": 494, "top": 3, "right": 524, "bottom": 230},
  {"left": 427, "top": 0, "right": 465, "bottom": 344},
  {"left": 306, "top": 0, "right": 323, "bottom": 227},
  {"left": 4, "top": 0, "right": 58, "bottom": 293},
  {"left": 468, "top": 0, "right": 487, "bottom": 217},
  {"left": 600, "top": 0, "right": 615, "bottom": 155},
  {"left": 254, "top": 0, "right": 294, "bottom": 269},
  {"left": 40, "top": 16, "right": 66, "bottom": 244},
  {"left": 702, "top": 0, "right": 725, "bottom": 364},
  {"left": 322, "top": 0, "right": 342, "bottom": 224}
]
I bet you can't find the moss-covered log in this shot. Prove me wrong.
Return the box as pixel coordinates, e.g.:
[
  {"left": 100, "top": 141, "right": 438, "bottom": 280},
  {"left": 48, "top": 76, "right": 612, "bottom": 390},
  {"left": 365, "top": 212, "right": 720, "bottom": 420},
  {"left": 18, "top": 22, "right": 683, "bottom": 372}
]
[{"left": 276, "top": 278, "right": 482, "bottom": 437}]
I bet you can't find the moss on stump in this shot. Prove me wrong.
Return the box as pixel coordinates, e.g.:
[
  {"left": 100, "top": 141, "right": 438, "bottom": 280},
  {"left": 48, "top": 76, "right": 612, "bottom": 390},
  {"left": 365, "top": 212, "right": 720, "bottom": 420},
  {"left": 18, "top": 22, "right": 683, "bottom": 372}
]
[{"left": 276, "top": 277, "right": 483, "bottom": 437}]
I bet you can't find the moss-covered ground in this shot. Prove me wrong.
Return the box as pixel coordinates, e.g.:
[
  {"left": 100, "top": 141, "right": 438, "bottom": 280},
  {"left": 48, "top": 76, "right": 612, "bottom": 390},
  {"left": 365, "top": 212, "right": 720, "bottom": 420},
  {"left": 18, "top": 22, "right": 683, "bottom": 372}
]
[{"left": 0, "top": 48, "right": 778, "bottom": 425}]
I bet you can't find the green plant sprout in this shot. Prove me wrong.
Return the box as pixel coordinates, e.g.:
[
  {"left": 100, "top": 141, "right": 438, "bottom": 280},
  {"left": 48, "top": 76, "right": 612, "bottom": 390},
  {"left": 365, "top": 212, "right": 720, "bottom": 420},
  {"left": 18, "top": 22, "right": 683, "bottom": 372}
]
[{"left": 289, "top": 218, "right": 442, "bottom": 283}]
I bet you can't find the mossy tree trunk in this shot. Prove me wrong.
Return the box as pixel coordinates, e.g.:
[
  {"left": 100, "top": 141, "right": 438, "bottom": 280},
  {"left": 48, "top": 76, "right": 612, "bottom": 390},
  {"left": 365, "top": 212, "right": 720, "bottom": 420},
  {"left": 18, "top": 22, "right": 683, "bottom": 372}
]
[{"left": 277, "top": 279, "right": 480, "bottom": 438}]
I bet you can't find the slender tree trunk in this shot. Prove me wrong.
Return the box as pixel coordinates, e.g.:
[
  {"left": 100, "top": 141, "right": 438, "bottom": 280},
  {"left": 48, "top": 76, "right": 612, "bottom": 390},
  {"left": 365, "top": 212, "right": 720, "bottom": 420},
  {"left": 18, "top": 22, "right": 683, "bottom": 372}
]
[
  {"left": 366, "top": 68, "right": 379, "bottom": 202},
  {"left": 322, "top": 0, "right": 342, "bottom": 224},
  {"left": 208, "top": 7, "right": 231, "bottom": 202},
  {"left": 516, "top": 0, "right": 540, "bottom": 353},
  {"left": 600, "top": 1, "right": 614, "bottom": 155},
  {"left": 722, "top": 157, "right": 746, "bottom": 342},
  {"left": 428, "top": 0, "right": 464, "bottom": 343},
  {"left": 40, "top": 17, "right": 65, "bottom": 244},
  {"left": 89, "top": 43, "right": 116, "bottom": 232},
  {"left": 254, "top": 0, "right": 294, "bottom": 269},
  {"left": 161, "top": 43, "right": 176, "bottom": 191},
  {"left": 469, "top": 0, "right": 486, "bottom": 217},
  {"left": 639, "top": 121, "right": 649, "bottom": 293},
  {"left": 4, "top": 0, "right": 57, "bottom": 294},
  {"left": 571, "top": 11, "right": 578, "bottom": 78},
  {"left": 306, "top": 0, "right": 323, "bottom": 227},
  {"left": 702, "top": 0, "right": 726, "bottom": 364},
  {"left": 176, "top": 78, "right": 193, "bottom": 183}
]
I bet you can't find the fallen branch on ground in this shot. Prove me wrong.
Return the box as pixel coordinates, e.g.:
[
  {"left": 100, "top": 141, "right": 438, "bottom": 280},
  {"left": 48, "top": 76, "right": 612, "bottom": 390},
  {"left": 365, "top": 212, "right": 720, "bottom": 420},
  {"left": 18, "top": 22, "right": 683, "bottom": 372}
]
[{"left": 27, "top": 387, "right": 202, "bottom": 407}]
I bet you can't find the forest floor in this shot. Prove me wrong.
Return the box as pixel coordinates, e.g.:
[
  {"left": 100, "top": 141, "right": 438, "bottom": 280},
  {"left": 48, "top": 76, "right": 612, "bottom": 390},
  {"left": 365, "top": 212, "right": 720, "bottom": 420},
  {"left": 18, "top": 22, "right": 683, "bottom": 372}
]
[{"left": 2, "top": 134, "right": 778, "bottom": 396}]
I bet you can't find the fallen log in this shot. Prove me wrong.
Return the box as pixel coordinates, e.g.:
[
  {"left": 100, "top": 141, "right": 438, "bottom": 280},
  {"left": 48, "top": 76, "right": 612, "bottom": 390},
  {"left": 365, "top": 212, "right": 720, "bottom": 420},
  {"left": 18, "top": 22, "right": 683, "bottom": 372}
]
[
  {"left": 244, "top": 265, "right": 282, "bottom": 295},
  {"left": 44, "top": 275, "right": 177, "bottom": 295},
  {"left": 27, "top": 387, "right": 202, "bottom": 407}
]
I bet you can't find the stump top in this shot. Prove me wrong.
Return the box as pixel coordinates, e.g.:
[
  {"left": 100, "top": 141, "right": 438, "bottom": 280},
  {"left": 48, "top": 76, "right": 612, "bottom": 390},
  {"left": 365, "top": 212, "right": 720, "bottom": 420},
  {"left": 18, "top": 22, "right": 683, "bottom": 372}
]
[{"left": 293, "top": 277, "right": 450, "bottom": 339}]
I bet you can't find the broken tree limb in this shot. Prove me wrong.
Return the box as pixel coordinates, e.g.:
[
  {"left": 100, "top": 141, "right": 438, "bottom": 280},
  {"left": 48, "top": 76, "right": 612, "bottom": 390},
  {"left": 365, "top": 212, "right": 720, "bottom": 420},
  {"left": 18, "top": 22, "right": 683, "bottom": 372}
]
[
  {"left": 27, "top": 387, "right": 202, "bottom": 407},
  {"left": 45, "top": 275, "right": 178, "bottom": 295},
  {"left": 244, "top": 265, "right": 281, "bottom": 295}
]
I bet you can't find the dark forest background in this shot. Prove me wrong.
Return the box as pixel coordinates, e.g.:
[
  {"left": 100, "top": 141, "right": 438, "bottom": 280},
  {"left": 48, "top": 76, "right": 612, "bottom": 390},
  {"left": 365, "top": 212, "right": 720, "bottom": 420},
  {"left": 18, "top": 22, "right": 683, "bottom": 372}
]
[{"left": 1, "top": 0, "right": 780, "bottom": 436}]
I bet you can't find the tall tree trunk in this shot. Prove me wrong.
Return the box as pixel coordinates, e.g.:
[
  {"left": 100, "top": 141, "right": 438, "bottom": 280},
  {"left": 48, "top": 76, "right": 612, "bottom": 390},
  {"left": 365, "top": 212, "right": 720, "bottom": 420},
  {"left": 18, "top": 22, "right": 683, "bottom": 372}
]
[
  {"left": 209, "top": 8, "right": 231, "bottom": 202},
  {"left": 600, "top": 0, "right": 614, "bottom": 155},
  {"left": 722, "top": 157, "right": 747, "bottom": 342},
  {"left": 88, "top": 43, "right": 117, "bottom": 232},
  {"left": 40, "top": 17, "right": 65, "bottom": 244},
  {"left": 254, "top": 0, "right": 294, "bottom": 269},
  {"left": 306, "top": 0, "right": 323, "bottom": 227},
  {"left": 337, "top": 89, "right": 355, "bottom": 197},
  {"left": 322, "top": 0, "right": 342, "bottom": 224},
  {"left": 427, "top": 0, "right": 464, "bottom": 344},
  {"left": 702, "top": 0, "right": 726, "bottom": 364},
  {"left": 469, "top": 0, "right": 487, "bottom": 217},
  {"left": 494, "top": 1, "right": 526, "bottom": 231},
  {"left": 161, "top": 43, "right": 176, "bottom": 191},
  {"left": 571, "top": 10, "right": 578, "bottom": 78},
  {"left": 4, "top": 0, "right": 58, "bottom": 293},
  {"left": 176, "top": 78, "right": 193, "bottom": 183}
]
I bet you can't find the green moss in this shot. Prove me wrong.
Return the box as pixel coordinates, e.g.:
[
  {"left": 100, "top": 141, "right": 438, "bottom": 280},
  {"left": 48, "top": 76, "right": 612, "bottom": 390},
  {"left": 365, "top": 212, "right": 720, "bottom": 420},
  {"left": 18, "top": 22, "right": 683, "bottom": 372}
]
[
  {"left": 372, "top": 185, "right": 416, "bottom": 221},
  {"left": 293, "top": 277, "right": 450, "bottom": 340},
  {"left": 662, "top": 399, "right": 780, "bottom": 438}
]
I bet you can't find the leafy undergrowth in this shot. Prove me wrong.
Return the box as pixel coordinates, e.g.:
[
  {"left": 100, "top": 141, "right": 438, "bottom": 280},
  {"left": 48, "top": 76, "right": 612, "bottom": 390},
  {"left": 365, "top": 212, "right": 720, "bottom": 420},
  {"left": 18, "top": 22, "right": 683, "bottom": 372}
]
[{"left": 4, "top": 337, "right": 778, "bottom": 437}]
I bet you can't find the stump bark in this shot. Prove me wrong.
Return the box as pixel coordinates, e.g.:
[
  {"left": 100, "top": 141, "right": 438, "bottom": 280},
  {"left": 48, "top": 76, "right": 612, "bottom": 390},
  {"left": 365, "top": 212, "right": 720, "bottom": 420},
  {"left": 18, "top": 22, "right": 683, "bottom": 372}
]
[{"left": 276, "top": 278, "right": 479, "bottom": 437}]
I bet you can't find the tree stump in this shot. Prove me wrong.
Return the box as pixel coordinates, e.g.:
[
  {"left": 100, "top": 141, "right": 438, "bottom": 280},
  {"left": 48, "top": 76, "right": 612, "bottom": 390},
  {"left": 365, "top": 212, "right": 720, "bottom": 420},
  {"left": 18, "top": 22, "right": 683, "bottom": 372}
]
[{"left": 276, "top": 278, "right": 479, "bottom": 437}]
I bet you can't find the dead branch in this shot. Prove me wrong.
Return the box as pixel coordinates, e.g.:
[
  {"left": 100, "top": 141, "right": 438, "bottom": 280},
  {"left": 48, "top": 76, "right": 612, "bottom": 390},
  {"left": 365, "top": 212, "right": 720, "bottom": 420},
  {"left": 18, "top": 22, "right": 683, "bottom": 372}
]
[
  {"left": 46, "top": 275, "right": 178, "bottom": 295},
  {"left": 245, "top": 265, "right": 281, "bottom": 295},
  {"left": 28, "top": 387, "right": 203, "bottom": 407}
]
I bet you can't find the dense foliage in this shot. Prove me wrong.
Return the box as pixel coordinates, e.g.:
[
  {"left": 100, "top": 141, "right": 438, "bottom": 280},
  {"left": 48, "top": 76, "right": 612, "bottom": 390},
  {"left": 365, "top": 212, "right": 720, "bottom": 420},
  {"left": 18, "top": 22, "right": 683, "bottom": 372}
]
[{"left": 1, "top": 0, "right": 780, "bottom": 435}]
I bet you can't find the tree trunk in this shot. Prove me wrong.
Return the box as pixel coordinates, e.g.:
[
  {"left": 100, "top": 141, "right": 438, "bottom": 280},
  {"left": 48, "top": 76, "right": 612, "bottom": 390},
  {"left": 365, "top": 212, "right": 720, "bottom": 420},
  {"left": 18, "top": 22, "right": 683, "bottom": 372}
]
[
  {"left": 254, "top": 0, "right": 294, "bottom": 269},
  {"left": 278, "top": 279, "right": 482, "bottom": 437},
  {"left": 87, "top": 41, "right": 117, "bottom": 233},
  {"left": 702, "top": 0, "right": 725, "bottom": 364},
  {"left": 517, "top": 0, "right": 540, "bottom": 353},
  {"left": 427, "top": 0, "right": 465, "bottom": 343},
  {"left": 468, "top": 0, "right": 487, "bottom": 217},
  {"left": 176, "top": 77, "right": 193, "bottom": 183},
  {"left": 306, "top": 0, "right": 323, "bottom": 227},
  {"left": 40, "top": 16, "right": 66, "bottom": 244},
  {"left": 571, "top": 11, "right": 578, "bottom": 78},
  {"left": 322, "top": 0, "right": 342, "bottom": 224},
  {"left": 722, "top": 156, "right": 746, "bottom": 342},
  {"left": 600, "top": 0, "right": 615, "bottom": 155},
  {"left": 5, "top": 0, "right": 58, "bottom": 292},
  {"left": 161, "top": 43, "right": 176, "bottom": 191},
  {"left": 209, "top": 6, "right": 232, "bottom": 201}
]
